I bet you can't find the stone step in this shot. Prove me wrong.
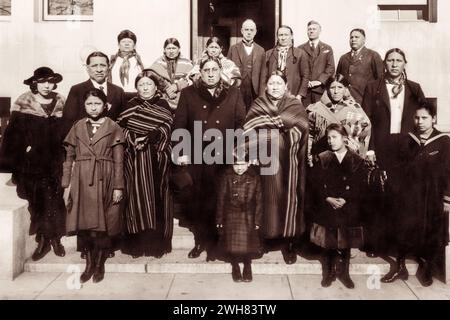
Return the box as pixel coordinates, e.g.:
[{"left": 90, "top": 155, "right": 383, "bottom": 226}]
[
  {"left": 24, "top": 248, "right": 419, "bottom": 275},
  {"left": 61, "top": 221, "right": 195, "bottom": 250}
]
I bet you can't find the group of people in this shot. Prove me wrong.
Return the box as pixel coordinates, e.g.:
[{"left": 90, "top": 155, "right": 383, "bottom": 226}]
[{"left": 0, "top": 19, "right": 448, "bottom": 289}]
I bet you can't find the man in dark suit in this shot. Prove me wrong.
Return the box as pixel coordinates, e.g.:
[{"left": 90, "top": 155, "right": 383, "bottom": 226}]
[
  {"left": 260, "top": 25, "right": 310, "bottom": 101},
  {"left": 62, "top": 51, "right": 125, "bottom": 136},
  {"left": 337, "top": 28, "right": 384, "bottom": 104},
  {"left": 298, "top": 21, "right": 335, "bottom": 107},
  {"left": 227, "top": 19, "right": 265, "bottom": 110}
]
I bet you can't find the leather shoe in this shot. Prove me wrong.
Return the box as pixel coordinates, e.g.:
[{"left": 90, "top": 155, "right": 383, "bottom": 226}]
[
  {"left": 32, "top": 235, "right": 51, "bottom": 261},
  {"left": 242, "top": 263, "right": 253, "bottom": 282},
  {"left": 381, "top": 258, "right": 409, "bottom": 283},
  {"left": 417, "top": 259, "right": 433, "bottom": 287},
  {"left": 232, "top": 264, "right": 242, "bottom": 282},
  {"left": 80, "top": 250, "right": 95, "bottom": 283},
  {"left": 188, "top": 245, "right": 204, "bottom": 259},
  {"left": 93, "top": 250, "right": 107, "bottom": 283},
  {"left": 50, "top": 239, "right": 66, "bottom": 257}
]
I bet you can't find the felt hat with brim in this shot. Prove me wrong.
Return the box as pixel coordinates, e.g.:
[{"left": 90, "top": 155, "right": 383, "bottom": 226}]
[{"left": 23, "top": 67, "right": 63, "bottom": 86}]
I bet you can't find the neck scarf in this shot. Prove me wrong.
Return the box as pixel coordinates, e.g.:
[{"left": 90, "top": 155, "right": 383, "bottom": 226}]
[
  {"left": 277, "top": 46, "right": 290, "bottom": 72},
  {"left": 385, "top": 73, "right": 405, "bottom": 99},
  {"left": 86, "top": 117, "right": 106, "bottom": 134}
]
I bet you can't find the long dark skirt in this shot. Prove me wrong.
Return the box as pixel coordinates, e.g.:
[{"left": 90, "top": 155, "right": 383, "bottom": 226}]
[{"left": 15, "top": 174, "right": 66, "bottom": 239}]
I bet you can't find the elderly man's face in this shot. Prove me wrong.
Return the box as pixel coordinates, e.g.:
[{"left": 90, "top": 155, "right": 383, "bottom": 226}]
[
  {"left": 277, "top": 27, "right": 293, "bottom": 47},
  {"left": 87, "top": 56, "right": 108, "bottom": 84},
  {"left": 307, "top": 24, "right": 321, "bottom": 41},
  {"left": 241, "top": 22, "right": 257, "bottom": 42}
]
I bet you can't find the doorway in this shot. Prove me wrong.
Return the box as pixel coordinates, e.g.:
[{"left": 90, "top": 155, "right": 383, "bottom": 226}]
[{"left": 191, "top": 0, "right": 280, "bottom": 61}]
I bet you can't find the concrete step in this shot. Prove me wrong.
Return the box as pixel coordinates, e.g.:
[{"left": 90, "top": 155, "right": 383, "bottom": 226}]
[
  {"left": 24, "top": 248, "right": 419, "bottom": 275},
  {"left": 60, "top": 221, "right": 195, "bottom": 250}
]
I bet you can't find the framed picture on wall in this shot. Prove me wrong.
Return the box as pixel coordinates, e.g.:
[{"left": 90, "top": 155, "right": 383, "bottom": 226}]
[
  {"left": 42, "top": 0, "right": 94, "bottom": 21},
  {"left": 0, "top": 0, "right": 11, "bottom": 21}
]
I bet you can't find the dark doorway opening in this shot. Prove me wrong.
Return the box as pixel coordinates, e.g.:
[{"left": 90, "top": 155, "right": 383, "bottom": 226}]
[{"left": 192, "top": 0, "right": 279, "bottom": 61}]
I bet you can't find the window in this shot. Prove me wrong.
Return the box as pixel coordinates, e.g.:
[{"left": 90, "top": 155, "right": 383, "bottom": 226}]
[{"left": 378, "top": 0, "right": 437, "bottom": 22}]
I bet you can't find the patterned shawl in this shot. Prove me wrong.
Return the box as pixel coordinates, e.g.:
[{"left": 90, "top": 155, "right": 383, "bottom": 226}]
[
  {"left": 117, "top": 96, "right": 173, "bottom": 234},
  {"left": 109, "top": 50, "right": 145, "bottom": 87},
  {"left": 243, "top": 94, "right": 309, "bottom": 238},
  {"left": 149, "top": 55, "right": 194, "bottom": 110},
  {"left": 306, "top": 91, "right": 371, "bottom": 164},
  {"left": 189, "top": 52, "right": 242, "bottom": 86}
]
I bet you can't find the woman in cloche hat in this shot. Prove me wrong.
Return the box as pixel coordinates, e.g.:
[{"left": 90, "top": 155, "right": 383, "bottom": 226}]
[{"left": 0, "top": 66, "right": 67, "bottom": 261}]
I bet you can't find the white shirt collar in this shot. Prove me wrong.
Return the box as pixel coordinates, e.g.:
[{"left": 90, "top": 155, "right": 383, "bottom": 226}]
[
  {"left": 90, "top": 79, "right": 108, "bottom": 95},
  {"left": 309, "top": 39, "right": 320, "bottom": 47}
]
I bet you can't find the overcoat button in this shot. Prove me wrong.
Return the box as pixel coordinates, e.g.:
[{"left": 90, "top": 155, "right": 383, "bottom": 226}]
[{"left": 216, "top": 120, "right": 220, "bottom": 124}]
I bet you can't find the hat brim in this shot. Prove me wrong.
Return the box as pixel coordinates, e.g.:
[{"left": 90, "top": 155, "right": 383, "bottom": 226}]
[{"left": 23, "top": 73, "right": 63, "bottom": 86}]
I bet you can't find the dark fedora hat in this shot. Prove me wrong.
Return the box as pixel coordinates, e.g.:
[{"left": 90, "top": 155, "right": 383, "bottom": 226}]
[{"left": 23, "top": 67, "right": 63, "bottom": 86}]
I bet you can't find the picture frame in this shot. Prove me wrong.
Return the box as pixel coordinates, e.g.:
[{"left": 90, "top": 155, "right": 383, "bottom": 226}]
[
  {"left": 0, "top": 0, "right": 12, "bottom": 21},
  {"left": 42, "top": 0, "right": 94, "bottom": 21}
]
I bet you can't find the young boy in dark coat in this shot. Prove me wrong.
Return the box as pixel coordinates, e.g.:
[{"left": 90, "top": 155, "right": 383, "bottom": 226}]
[{"left": 216, "top": 160, "right": 263, "bottom": 282}]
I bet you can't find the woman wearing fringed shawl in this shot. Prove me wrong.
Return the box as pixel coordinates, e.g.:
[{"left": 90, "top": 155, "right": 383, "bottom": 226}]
[
  {"left": 117, "top": 70, "right": 174, "bottom": 258},
  {"left": 189, "top": 37, "right": 241, "bottom": 87},
  {"left": 0, "top": 67, "right": 67, "bottom": 261},
  {"left": 243, "top": 70, "right": 309, "bottom": 265},
  {"left": 306, "top": 74, "right": 371, "bottom": 167},
  {"left": 149, "top": 38, "right": 194, "bottom": 111},
  {"left": 109, "top": 30, "right": 145, "bottom": 101}
]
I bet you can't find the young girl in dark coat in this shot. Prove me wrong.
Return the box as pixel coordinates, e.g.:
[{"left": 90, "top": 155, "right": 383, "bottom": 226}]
[
  {"left": 62, "top": 89, "right": 125, "bottom": 284},
  {"left": 309, "top": 123, "right": 368, "bottom": 289},
  {"left": 216, "top": 160, "right": 263, "bottom": 282}
]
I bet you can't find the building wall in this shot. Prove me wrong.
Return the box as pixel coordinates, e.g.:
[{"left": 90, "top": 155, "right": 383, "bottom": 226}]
[
  {"left": 0, "top": 0, "right": 190, "bottom": 105},
  {"left": 0, "top": 0, "right": 448, "bottom": 131}
]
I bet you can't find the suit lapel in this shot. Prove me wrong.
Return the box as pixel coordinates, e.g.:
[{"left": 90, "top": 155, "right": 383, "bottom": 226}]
[
  {"left": 76, "top": 120, "right": 96, "bottom": 155},
  {"left": 379, "top": 81, "right": 391, "bottom": 114},
  {"left": 401, "top": 82, "right": 414, "bottom": 131},
  {"left": 237, "top": 42, "right": 246, "bottom": 65},
  {"left": 303, "top": 42, "right": 314, "bottom": 57}
]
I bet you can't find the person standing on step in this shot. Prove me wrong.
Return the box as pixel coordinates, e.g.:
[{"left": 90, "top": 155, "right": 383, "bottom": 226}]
[
  {"left": 336, "top": 28, "right": 383, "bottom": 104},
  {"left": 298, "top": 20, "right": 335, "bottom": 108},
  {"left": 391, "top": 103, "right": 449, "bottom": 287},
  {"left": 260, "top": 25, "right": 310, "bottom": 102},
  {"left": 109, "top": 30, "right": 145, "bottom": 102},
  {"left": 0, "top": 67, "right": 67, "bottom": 261},
  {"left": 62, "top": 89, "right": 125, "bottom": 284},
  {"left": 173, "top": 57, "right": 246, "bottom": 262},
  {"left": 362, "top": 48, "right": 426, "bottom": 280},
  {"left": 227, "top": 19, "right": 265, "bottom": 111},
  {"left": 309, "top": 123, "right": 368, "bottom": 289},
  {"left": 216, "top": 158, "right": 263, "bottom": 283}
]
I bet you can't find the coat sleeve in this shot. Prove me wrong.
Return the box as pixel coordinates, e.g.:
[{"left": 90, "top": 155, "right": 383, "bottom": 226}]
[
  {"left": 307, "top": 111, "right": 316, "bottom": 167},
  {"left": 173, "top": 89, "right": 188, "bottom": 131},
  {"left": 372, "top": 51, "right": 384, "bottom": 80},
  {"left": 443, "top": 138, "right": 450, "bottom": 208},
  {"left": 62, "top": 86, "right": 80, "bottom": 137},
  {"left": 215, "top": 174, "right": 227, "bottom": 225},
  {"left": 61, "top": 126, "right": 77, "bottom": 188},
  {"left": 254, "top": 175, "right": 263, "bottom": 227},
  {"left": 336, "top": 56, "right": 343, "bottom": 77},
  {"left": 259, "top": 52, "right": 270, "bottom": 96},
  {"left": 298, "top": 51, "right": 310, "bottom": 98},
  {"left": 361, "top": 84, "right": 375, "bottom": 151},
  {"left": 318, "top": 48, "right": 336, "bottom": 85},
  {"left": 0, "top": 112, "right": 24, "bottom": 172}
]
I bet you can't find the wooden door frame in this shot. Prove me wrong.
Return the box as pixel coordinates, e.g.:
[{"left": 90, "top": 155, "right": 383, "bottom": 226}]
[{"left": 190, "top": 0, "right": 281, "bottom": 61}]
